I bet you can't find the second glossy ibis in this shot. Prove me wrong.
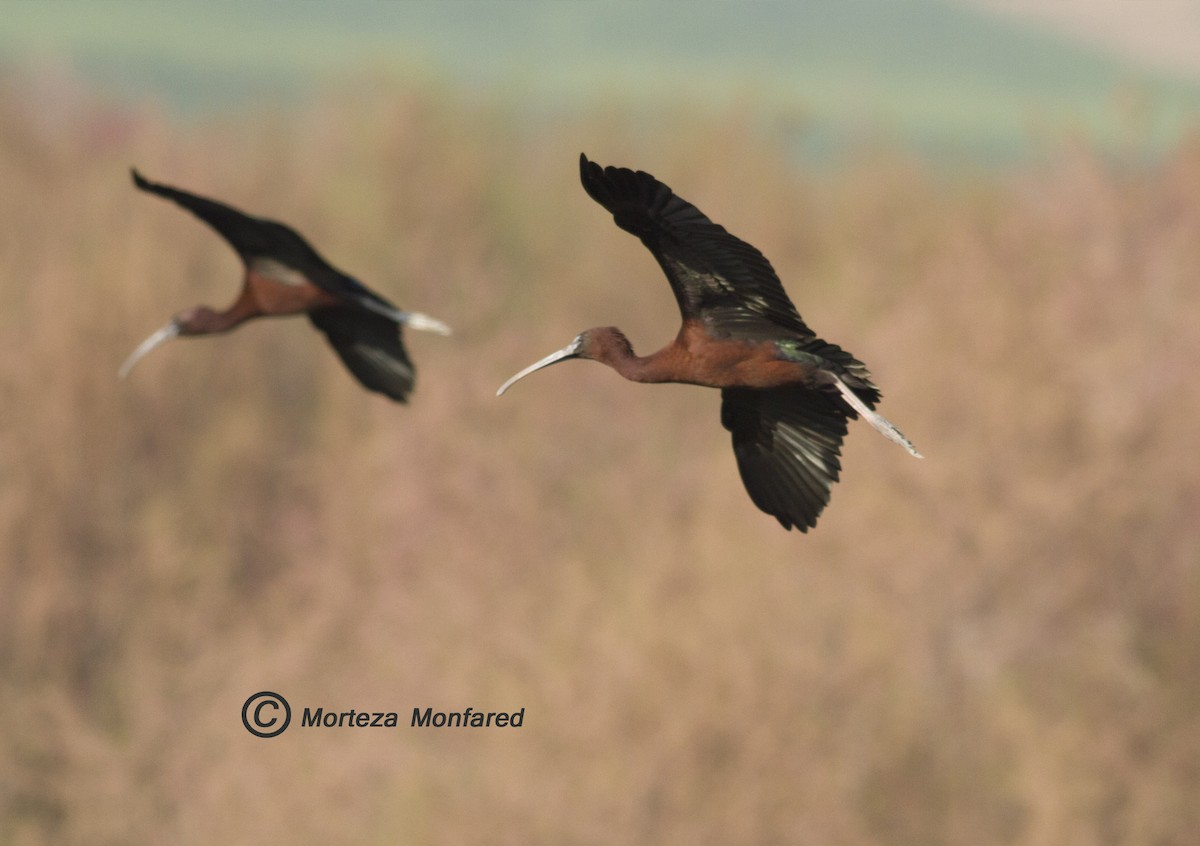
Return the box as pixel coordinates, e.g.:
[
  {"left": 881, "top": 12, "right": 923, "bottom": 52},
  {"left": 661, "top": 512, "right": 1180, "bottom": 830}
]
[
  {"left": 498, "top": 154, "right": 921, "bottom": 531},
  {"left": 121, "top": 170, "right": 450, "bottom": 402}
]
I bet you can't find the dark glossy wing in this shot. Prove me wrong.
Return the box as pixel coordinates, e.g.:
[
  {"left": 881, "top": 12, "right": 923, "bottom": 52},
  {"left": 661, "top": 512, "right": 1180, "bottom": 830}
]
[
  {"left": 777, "top": 338, "right": 882, "bottom": 408},
  {"left": 308, "top": 307, "right": 414, "bottom": 402},
  {"left": 131, "top": 169, "right": 396, "bottom": 312},
  {"left": 579, "top": 153, "right": 813, "bottom": 341},
  {"left": 721, "top": 386, "right": 851, "bottom": 531},
  {"left": 131, "top": 169, "right": 337, "bottom": 273}
]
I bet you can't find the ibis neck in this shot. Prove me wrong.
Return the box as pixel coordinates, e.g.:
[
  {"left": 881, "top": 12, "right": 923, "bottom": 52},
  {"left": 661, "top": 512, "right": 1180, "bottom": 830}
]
[
  {"left": 189, "top": 289, "right": 260, "bottom": 335},
  {"left": 603, "top": 345, "right": 683, "bottom": 384}
]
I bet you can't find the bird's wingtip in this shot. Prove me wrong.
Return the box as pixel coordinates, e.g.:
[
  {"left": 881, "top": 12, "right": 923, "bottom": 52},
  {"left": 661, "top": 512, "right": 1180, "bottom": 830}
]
[
  {"left": 130, "top": 168, "right": 149, "bottom": 189},
  {"left": 579, "top": 153, "right": 609, "bottom": 196},
  {"left": 579, "top": 152, "right": 600, "bottom": 179}
]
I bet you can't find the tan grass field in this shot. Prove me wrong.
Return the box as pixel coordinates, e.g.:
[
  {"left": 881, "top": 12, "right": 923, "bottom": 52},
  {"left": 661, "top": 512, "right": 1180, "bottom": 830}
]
[{"left": 1, "top": 75, "right": 1198, "bottom": 844}]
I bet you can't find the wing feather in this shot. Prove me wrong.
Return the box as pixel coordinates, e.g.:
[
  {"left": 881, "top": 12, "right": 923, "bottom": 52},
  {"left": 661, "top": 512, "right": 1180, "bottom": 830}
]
[
  {"left": 579, "top": 154, "right": 813, "bottom": 341},
  {"left": 308, "top": 307, "right": 415, "bottom": 402},
  {"left": 721, "top": 386, "right": 850, "bottom": 531},
  {"left": 132, "top": 169, "right": 332, "bottom": 271},
  {"left": 131, "top": 169, "right": 395, "bottom": 312}
]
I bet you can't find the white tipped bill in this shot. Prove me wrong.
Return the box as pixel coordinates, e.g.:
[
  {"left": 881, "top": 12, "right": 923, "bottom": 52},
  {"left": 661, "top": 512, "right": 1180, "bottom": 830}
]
[
  {"left": 496, "top": 337, "right": 583, "bottom": 397},
  {"left": 118, "top": 321, "right": 180, "bottom": 379}
]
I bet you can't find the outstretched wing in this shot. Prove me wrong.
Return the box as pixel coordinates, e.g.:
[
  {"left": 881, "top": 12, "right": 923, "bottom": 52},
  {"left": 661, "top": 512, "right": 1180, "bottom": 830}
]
[
  {"left": 131, "top": 169, "right": 397, "bottom": 314},
  {"left": 579, "top": 154, "right": 813, "bottom": 342},
  {"left": 131, "top": 169, "right": 336, "bottom": 274},
  {"left": 308, "top": 307, "right": 415, "bottom": 402},
  {"left": 721, "top": 386, "right": 851, "bottom": 531}
]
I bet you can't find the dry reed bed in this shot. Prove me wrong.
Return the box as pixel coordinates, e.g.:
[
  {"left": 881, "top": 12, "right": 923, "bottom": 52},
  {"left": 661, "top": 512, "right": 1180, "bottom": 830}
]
[{"left": 0, "top": 76, "right": 1197, "bottom": 844}]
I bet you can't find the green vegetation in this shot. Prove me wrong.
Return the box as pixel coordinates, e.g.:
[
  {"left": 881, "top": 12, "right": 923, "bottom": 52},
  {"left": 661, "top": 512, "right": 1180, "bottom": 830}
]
[{"left": 3, "top": 1, "right": 1200, "bottom": 160}]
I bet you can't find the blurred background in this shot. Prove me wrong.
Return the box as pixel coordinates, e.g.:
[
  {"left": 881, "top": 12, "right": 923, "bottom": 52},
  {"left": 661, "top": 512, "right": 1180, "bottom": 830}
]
[{"left": 2, "top": 2, "right": 1198, "bottom": 843}]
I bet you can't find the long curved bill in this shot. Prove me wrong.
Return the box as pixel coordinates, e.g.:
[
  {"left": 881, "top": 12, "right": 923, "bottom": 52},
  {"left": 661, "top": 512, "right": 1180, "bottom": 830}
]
[
  {"left": 118, "top": 321, "right": 180, "bottom": 379},
  {"left": 496, "top": 336, "right": 582, "bottom": 396}
]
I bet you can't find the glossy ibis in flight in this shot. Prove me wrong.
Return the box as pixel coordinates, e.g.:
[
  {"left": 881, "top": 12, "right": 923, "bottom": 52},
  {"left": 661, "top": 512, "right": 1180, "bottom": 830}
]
[
  {"left": 497, "top": 154, "right": 921, "bottom": 531},
  {"left": 121, "top": 170, "right": 450, "bottom": 402}
]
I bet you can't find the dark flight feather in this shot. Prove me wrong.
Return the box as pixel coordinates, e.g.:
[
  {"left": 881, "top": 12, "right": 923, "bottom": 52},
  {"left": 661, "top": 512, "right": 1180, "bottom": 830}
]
[
  {"left": 130, "top": 169, "right": 396, "bottom": 315},
  {"left": 308, "top": 307, "right": 415, "bottom": 402},
  {"left": 579, "top": 153, "right": 814, "bottom": 342},
  {"left": 721, "top": 386, "right": 851, "bottom": 531}
]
